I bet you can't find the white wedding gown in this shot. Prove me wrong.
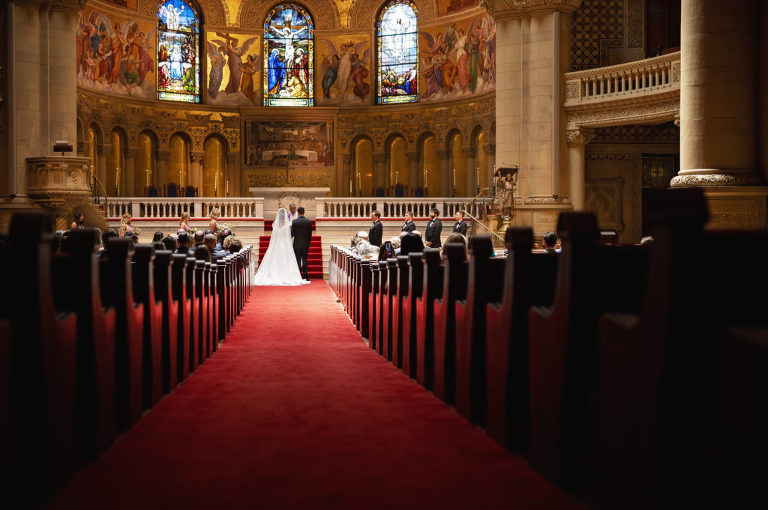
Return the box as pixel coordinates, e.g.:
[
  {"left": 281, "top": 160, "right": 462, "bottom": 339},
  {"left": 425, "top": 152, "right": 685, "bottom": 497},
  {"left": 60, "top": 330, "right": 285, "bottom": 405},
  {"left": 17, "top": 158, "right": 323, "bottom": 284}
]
[{"left": 254, "top": 208, "right": 310, "bottom": 286}]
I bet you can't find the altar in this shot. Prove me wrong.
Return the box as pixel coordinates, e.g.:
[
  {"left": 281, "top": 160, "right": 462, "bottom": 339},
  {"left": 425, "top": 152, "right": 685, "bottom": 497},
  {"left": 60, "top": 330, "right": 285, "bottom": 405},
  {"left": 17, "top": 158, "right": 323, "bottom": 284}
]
[{"left": 248, "top": 187, "right": 331, "bottom": 220}]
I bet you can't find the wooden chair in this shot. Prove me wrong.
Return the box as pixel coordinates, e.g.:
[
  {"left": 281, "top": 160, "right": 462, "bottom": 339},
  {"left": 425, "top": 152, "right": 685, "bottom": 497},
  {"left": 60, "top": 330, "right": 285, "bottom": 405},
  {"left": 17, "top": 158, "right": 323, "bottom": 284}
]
[{"left": 167, "top": 182, "right": 178, "bottom": 197}]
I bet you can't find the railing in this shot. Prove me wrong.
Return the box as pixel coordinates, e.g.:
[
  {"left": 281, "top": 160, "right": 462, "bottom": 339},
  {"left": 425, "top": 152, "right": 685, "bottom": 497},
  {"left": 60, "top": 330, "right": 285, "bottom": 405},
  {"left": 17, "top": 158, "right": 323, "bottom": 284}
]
[
  {"left": 99, "top": 197, "right": 265, "bottom": 220},
  {"left": 563, "top": 52, "right": 680, "bottom": 107},
  {"left": 462, "top": 209, "right": 504, "bottom": 242},
  {"left": 316, "top": 197, "right": 489, "bottom": 219}
]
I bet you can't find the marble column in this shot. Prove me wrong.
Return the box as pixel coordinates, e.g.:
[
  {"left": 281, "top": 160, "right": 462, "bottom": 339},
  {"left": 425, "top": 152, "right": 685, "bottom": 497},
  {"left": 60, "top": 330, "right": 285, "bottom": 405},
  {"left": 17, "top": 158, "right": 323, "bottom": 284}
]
[
  {"left": 484, "top": 143, "right": 496, "bottom": 192},
  {"left": 226, "top": 152, "right": 238, "bottom": 196},
  {"left": 125, "top": 147, "right": 138, "bottom": 197},
  {"left": 463, "top": 147, "right": 477, "bottom": 196},
  {"left": 672, "top": 0, "right": 760, "bottom": 186},
  {"left": 97, "top": 143, "right": 109, "bottom": 194},
  {"left": 190, "top": 151, "right": 204, "bottom": 196},
  {"left": 373, "top": 152, "right": 387, "bottom": 193},
  {"left": 437, "top": 149, "right": 450, "bottom": 196},
  {"left": 565, "top": 128, "right": 595, "bottom": 211},
  {"left": 406, "top": 151, "right": 419, "bottom": 195},
  {"left": 156, "top": 149, "right": 170, "bottom": 193},
  {"left": 342, "top": 153, "right": 353, "bottom": 196}
]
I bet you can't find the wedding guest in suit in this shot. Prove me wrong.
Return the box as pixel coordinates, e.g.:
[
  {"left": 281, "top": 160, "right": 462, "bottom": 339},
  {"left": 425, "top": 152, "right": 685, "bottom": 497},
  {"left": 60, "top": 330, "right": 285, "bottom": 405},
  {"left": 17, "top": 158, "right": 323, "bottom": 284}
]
[
  {"left": 401, "top": 211, "right": 416, "bottom": 234},
  {"left": 425, "top": 207, "right": 442, "bottom": 248},
  {"left": 291, "top": 207, "right": 313, "bottom": 280},
  {"left": 369, "top": 211, "right": 383, "bottom": 247},
  {"left": 452, "top": 210, "right": 468, "bottom": 236},
  {"left": 400, "top": 230, "right": 425, "bottom": 256},
  {"left": 542, "top": 231, "right": 560, "bottom": 253}
]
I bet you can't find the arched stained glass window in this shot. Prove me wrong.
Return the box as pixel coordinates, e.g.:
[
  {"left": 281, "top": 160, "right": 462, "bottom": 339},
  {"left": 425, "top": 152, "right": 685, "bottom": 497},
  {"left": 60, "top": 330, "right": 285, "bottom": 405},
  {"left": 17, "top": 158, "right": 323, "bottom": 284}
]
[
  {"left": 157, "top": 0, "right": 200, "bottom": 103},
  {"left": 377, "top": 0, "right": 418, "bottom": 104},
  {"left": 264, "top": 4, "right": 314, "bottom": 107}
]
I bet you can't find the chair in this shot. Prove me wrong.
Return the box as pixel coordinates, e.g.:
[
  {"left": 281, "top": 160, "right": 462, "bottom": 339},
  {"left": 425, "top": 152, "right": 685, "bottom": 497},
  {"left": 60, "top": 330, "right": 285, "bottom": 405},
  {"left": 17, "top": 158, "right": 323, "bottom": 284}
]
[
  {"left": 394, "top": 183, "right": 405, "bottom": 197},
  {"left": 184, "top": 186, "right": 197, "bottom": 198},
  {"left": 167, "top": 183, "right": 178, "bottom": 198},
  {"left": 147, "top": 186, "right": 159, "bottom": 197},
  {"left": 375, "top": 187, "right": 385, "bottom": 197},
  {"left": 414, "top": 187, "right": 424, "bottom": 197}
]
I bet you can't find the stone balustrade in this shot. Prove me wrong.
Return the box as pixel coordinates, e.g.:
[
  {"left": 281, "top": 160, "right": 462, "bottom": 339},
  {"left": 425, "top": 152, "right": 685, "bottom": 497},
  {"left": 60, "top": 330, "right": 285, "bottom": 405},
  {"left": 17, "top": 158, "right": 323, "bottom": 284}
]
[
  {"left": 564, "top": 52, "right": 681, "bottom": 107},
  {"left": 316, "top": 197, "right": 487, "bottom": 219},
  {"left": 100, "top": 197, "right": 265, "bottom": 220}
]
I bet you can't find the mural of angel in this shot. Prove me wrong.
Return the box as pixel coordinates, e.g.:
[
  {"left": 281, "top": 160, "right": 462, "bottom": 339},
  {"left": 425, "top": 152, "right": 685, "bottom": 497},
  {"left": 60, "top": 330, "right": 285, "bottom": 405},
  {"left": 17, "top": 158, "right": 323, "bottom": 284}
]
[
  {"left": 207, "top": 45, "right": 226, "bottom": 99},
  {"left": 319, "top": 39, "right": 371, "bottom": 103},
  {"left": 210, "top": 33, "right": 258, "bottom": 95}
]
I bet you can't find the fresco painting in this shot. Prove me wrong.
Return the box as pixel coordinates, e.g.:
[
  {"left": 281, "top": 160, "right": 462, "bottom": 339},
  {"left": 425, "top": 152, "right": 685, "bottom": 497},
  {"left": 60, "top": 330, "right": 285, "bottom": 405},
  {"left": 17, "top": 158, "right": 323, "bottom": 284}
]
[
  {"left": 207, "top": 32, "right": 261, "bottom": 105},
  {"left": 317, "top": 36, "right": 371, "bottom": 106},
  {"left": 245, "top": 121, "right": 334, "bottom": 168}
]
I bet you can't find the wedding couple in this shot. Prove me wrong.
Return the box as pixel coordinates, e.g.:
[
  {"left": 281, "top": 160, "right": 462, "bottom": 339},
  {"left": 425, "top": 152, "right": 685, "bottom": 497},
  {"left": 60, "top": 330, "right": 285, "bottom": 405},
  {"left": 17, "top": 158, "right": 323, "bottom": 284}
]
[{"left": 254, "top": 206, "right": 312, "bottom": 286}]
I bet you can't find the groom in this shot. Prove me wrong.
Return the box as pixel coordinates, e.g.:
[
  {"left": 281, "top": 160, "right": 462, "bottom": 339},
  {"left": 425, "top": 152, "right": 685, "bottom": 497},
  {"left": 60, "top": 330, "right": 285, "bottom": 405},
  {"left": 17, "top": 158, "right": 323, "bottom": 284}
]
[{"left": 291, "top": 206, "right": 312, "bottom": 280}]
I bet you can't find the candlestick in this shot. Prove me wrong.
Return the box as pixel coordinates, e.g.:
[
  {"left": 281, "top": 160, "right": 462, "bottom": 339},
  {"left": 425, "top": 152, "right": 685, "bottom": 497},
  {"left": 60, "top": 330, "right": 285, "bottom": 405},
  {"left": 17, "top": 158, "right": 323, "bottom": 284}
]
[
  {"left": 349, "top": 179, "right": 353, "bottom": 194},
  {"left": 178, "top": 169, "right": 183, "bottom": 188},
  {"left": 146, "top": 168, "right": 150, "bottom": 188},
  {"left": 226, "top": 180, "right": 229, "bottom": 195}
]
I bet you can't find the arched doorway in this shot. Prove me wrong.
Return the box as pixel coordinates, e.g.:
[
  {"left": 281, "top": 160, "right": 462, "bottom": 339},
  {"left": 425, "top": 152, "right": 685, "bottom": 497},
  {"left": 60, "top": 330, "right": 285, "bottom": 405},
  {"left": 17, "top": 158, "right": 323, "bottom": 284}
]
[
  {"left": 135, "top": 131, "right": 158, "bottom": 196},
  {"left": 203, "top": 136, "right": 227, "bottom": 197},
  {"left": 353, "top": 137, "right": 374, "bottom": 196}
]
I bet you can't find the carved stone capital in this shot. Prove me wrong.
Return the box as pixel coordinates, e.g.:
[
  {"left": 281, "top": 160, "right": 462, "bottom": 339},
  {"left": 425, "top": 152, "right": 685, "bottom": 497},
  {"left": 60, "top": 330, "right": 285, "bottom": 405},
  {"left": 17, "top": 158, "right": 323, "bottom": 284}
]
[
  {"left": 97, "top": 143, "right": 111, "bottom": 156},
  {"left": 406, "top": 151, "right": 420, "bottom": 163},
  {"left": 482, "top": 143, "right": 496, "bottom": 155},
  {"left": 341, "top": 153, "right": 353, "bottom": 165},
  {"left": 125, "top": 147, "right": 139, "bottom": 160},
  {"left": 14, "top": 0, "right": 86, "bottom": 15},
  {"left": 226, "top": 152, "right": 238, "bottom": 164},
  {"left": 671, "top": 170, "right": 762, "bottom": 187},
  {"left": 462, "top": 147, "right": 477, "bottom": 159},
  {"left": 190, "top": 152, "right": 205, "bottom": 164},
  {"left": 372, "top": 152, "right": 387, "bottom": 164},
  {"left": 157, "top": 150, "right": 171, "bottom": 160},
  {"left": 436, "top": 149, "right": 451, "bottom": 161},
  {"left": 566, "top": 127, "right": 596, "bottom": 146}
]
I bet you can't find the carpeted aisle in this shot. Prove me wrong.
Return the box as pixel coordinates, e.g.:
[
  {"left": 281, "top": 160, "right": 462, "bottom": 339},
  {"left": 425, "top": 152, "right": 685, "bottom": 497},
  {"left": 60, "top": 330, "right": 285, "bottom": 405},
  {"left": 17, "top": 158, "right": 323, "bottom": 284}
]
[{"left": 50, "top": 281, "right": 582, "bottom": 510}]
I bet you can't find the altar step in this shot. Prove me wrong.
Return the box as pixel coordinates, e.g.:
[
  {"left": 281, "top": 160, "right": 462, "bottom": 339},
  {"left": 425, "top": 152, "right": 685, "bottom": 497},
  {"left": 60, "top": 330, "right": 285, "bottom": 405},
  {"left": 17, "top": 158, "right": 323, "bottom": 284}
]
[{"left": 258, "top": 235, "right": 324, "bottom": 279}]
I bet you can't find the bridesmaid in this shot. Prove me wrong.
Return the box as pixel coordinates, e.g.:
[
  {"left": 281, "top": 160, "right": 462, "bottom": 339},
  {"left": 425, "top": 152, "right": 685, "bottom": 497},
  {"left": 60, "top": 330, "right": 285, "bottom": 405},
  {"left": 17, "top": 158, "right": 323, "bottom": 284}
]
[
  {"left": 178, "top": 211, "right": 192, "bottom": 234},
  {"left": 209, "top": 208, "right": 221, "bottom": 232}
]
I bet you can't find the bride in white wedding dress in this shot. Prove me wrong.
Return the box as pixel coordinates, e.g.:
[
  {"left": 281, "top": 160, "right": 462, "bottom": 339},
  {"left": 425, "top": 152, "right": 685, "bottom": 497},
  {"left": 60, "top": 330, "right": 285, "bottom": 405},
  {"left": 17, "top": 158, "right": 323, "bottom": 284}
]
[{"left": 254, "top": 207, "right": 310, "bottom": 286}]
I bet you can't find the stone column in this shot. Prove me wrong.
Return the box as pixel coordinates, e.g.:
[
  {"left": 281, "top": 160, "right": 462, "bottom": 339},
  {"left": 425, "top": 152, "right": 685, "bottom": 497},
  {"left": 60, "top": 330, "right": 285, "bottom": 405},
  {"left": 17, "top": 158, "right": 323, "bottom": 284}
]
[
  {"left": 125, "top": 147, "right": 138, "bottom": 197},
  {"left": 156, "top": 149, "right": 170, "bottom": 193},
  {"left": 406, "top": 151, "right": 419, "bottom": 195},
  {"left": 341, "top": 153, "right": 353, "bottom": 196},
  {"left": 484, "top": 143, "right": 496, "bottom": 192},
  {"left": 190, "top": 151, "right": 204, "bottom": 196},
  {"left": 437, "top": 149, "right": 450, "bottom": 196},
  {"left": 226, "top": 152, "right": 238, "bottom": 196},
  {"left": 672, "top": 0, "right": 760, "bottom": 186},
  {"left": 565, "top": 128, "right": 595, "bottom": 211},
  {"left": 97, "top": 143, "right": 109, "bottom": 194},
  {"left": 463, "top": 147, "right": 477, "bottom": 196},
  {"left": 373, "top": 152, "right": 387, "bottom": 193}
]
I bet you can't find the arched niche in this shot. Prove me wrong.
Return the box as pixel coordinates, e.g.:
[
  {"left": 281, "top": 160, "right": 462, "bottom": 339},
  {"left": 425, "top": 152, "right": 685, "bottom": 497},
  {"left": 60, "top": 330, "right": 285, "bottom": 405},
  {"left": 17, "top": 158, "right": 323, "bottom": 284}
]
[
  {"left": 168, "top": 132, "right": 192, "bottom": 191},
  {"left": 107, "top": 127, "right": 128, "bottom": 197},
  {"left": 387, "top": 135, "right": 408, "bottom": 192},
  {"left": 353, "top": 136, "right": 374, "bottom": 196},
  {"left": 419, "top": 132, "right": 440, "bottom": 196},
  {"left": 448, "top": 129, "right": 467, "bottom": 196},
  {"left": 203, "top": 135, "right": 227, "bottom": 197},
  {"left": 136, "top": 130, "right": 159, "bottom": 195}
]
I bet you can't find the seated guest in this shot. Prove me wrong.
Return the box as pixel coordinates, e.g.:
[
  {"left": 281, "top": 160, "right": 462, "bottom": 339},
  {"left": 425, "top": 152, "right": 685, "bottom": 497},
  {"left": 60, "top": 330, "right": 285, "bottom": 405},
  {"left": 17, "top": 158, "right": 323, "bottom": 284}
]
[
  {"left": 152, "top": 231, "right": 164, "bottom": 243},
  {"left": 205, "top": 233, "right": 226, "bottom": 259},
  {"left": 355, "top": 238, "right": 378, "bottom": 259},
  {"left": 162, "top": 235, "right": 178, "bottom": 251},
  {"left": 71, "top": 211, "right": 85, "bottom": 230},
  {"left": 101, "top": 228, "right": 119, "bottom": 256},
  {"left": 228, "top": 239, "right": 243, "bottom": 253},
  {"left": 190, "top": 230, "right": 205, "bottom": 255},
  {"left": 640, "top": 236, "right": 654, "bottom": 246},
  {"left": 390, "top": 236, "right": 402, "bottom": 255},
  {"left": 216, "top": 228, "right": 231, "bottom": 251},
  {"left": 222, "top": 234, "right": 237, "bottom": 251},
  {"left": 400, "top": 231, "right": 425, "bottom": 256},
  {"left": 440, "top": 233, "right": 468, "bottom": 261},
  {"left": 177, "top": 232, "right": 191, "bottom": 254},
  {"left": 119, "top": 213, "right": 134, "bottom": 238},
  {"left": 542, "top": 231, "right": 560, "bottom": 253},
  {"left": 194, "top": 244, "right": 211, "bottom": 262}
]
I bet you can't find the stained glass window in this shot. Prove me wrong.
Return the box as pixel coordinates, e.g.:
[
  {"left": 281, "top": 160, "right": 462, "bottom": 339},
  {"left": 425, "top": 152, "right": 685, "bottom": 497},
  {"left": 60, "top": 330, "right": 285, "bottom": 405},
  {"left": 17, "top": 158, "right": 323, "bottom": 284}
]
[
  {"left": 157, "top": 0, "right": 200, "bottom": 103},
  {"left": 377, "top": 0, "right": 418, "bottom": 104},
  {"left": 264, "top": 4, "right": 314, "bottom": 107}
]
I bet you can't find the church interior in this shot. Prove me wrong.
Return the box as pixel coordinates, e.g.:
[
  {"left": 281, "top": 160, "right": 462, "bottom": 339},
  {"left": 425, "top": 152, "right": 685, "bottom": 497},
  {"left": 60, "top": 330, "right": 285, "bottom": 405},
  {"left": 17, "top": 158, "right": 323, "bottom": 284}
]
[{"left": 1, "top": 0, "right": 768, "bottom": 508}]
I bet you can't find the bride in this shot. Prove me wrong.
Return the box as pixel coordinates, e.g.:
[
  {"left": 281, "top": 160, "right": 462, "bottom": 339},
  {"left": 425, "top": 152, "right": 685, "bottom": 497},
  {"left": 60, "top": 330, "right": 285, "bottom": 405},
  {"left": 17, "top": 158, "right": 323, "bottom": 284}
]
[{"left": 254, "top": 207, "right": 310, "bottom": 286}]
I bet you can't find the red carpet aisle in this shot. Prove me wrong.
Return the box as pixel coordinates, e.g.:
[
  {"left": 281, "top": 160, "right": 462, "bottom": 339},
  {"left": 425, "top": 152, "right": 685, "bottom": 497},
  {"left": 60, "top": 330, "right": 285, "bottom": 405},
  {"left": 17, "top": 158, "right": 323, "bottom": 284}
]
[{"left": 50, "top": 281, "right": 582, "bottom": 510}]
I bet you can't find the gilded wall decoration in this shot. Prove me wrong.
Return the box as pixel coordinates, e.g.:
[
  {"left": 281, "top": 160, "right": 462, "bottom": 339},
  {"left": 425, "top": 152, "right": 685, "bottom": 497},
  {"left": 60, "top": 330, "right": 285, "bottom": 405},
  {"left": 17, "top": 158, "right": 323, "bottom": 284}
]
[
  {"left": 437, "top": 0, "right": 478, "bottom": 15},
  {"left": 76, "top": 7, "right": 157, "bottom": 99},
  {"left": 593, "top": 122, "right": 679, "bottom": 144},
  {"left": 246, "top": 169, "right": 332, "bottom": 187},
  {"left": 420, "top": 11, "right": 495, "bottom": 102},
  {"left": 317, "top": 36, "right": 371, "bottom": 106},
  {"left": 206, "top": 31, "right": 261, "bottom": 105},
  {"left": 138, "top": 0, "right": 227, "bottom": 26},
  {"left": 244, "top": 120, "right": 334, "bottom": 169},
  {"left": 238, "top": 0, "right": 339, "bottom": 31}
]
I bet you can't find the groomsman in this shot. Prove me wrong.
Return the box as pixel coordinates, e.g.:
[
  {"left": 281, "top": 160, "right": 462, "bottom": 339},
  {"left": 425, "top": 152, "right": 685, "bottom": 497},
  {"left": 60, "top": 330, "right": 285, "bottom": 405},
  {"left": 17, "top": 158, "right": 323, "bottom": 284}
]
[
  {"left": 369, "top": 211, "right": 383, "bottom": 247},
  {"left": 453, "top": 211, "right": 468, "bottom": 236},
  {"left": 401, "top": 211, "right": 416, "bottom": 234},
  {"left": 425, "top": 207, "right": 442, "bottom": 248}
]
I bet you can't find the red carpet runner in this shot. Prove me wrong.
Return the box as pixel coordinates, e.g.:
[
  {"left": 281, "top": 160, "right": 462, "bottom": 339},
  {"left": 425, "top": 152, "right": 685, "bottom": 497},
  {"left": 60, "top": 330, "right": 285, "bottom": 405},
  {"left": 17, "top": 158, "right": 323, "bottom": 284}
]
[{"left": 50, "top": 281, "right": 581, "bottom": 509}]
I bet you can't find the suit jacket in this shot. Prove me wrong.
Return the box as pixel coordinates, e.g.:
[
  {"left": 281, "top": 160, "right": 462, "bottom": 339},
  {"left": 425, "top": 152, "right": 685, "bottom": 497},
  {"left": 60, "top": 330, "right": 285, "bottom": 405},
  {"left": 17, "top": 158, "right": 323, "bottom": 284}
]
[
  {"left": 453, "top": 220, "right": 468, "bottom": 236},
  {"left": 400, "top": 233, "right": 425, "bottom": 256},
  {"left": 291, "top": 216, "right": 313, "bottom": 250},
  {"left": 425, "top": 218, "right": 443, "bottom": 248},
  {"left": 401, "top": 220, "right": 416, "bottom": 233},
  {"left": 369, "top": 220, "right": 383, "bottom": 247}
]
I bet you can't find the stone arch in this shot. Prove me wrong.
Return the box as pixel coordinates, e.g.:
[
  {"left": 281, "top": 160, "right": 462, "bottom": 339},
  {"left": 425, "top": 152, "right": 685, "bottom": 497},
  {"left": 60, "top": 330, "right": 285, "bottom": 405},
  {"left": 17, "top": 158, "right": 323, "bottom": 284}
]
[
  {"left": 238, "top": 0, "right": 339, "bottom": 31},
  {"left": 350, "top": 0, "right": 437, "bottom": 31},
  {"left": 350, "top": 134, "right": 375, "bottom": 196},
  {"left": 469, "top": 124, "right": 484, "bottom": 149}
]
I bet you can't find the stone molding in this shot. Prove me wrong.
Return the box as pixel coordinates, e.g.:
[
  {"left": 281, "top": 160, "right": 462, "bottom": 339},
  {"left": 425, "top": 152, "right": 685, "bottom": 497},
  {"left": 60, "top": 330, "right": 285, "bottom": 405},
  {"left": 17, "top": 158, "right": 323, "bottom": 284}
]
[
  {"left": 405, "top": 151, "right": 419, "bottom": 163},
  {"left": 436, "top": 149, "right": 451, "bottom": 160},
  {"left": 238, "top": 0, "right": 340, "bottom": 30},
  {"left": 671, "top": 172, "right": 762, "bottom": 187},
  {"left": 372, "top": 152, "right": 387, "bottom": 164},
  {"left": 190, "top": 151, "right": 205, "bottom": 164},
  {"left": 489, "top": 0, "right": 582, "bottom": 20},
  {"left": 26, "top": 156, "right": 92, "bottom": 208},
  {"left": 462, "top": 147, "right": 476, "bottom": 158},
  {"left": 16, "top": 0, "right": 87, "bottom": 14},
  {"left": 565, "top": 127, "right": 595, "bottom": 146},
  {"left": 348, "top": 0, "right": 437, "bottom": 29}
]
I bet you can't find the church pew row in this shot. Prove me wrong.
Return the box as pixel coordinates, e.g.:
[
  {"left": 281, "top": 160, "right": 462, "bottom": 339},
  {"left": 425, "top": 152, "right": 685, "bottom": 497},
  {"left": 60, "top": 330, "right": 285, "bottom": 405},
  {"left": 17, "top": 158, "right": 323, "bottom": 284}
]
[
  {"left": 328, "top": 192, "right": 768, "bottom": 507},
  {"left": 0, "top": 212, "right": 254, "bottom": 507}
]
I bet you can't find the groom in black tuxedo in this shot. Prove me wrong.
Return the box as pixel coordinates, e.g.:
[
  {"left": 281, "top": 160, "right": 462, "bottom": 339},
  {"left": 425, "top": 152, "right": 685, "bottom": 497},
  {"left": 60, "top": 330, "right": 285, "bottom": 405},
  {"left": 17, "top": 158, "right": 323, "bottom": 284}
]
[{"left": 291, "top": 207, "right": 312, "bottom": 280}]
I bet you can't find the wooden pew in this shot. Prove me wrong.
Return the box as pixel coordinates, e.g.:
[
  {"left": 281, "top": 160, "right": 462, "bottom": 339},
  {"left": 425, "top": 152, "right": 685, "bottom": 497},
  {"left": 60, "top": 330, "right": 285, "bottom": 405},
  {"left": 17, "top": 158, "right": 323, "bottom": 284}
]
[
  {"left": 432, "top": 244, "right": 469, "bottom": 405},
  {"left": 0, "top": 320, "right": 8, "bottom": 499},
  {"left": 368, "top": 260, "right": 381, "bottom": 349},
  {"left": 186, "top": 257, "right": 200, "bottom": 372},
  {"left": 390, "top": 255, "right": 410, "bottom": 369},
  {"left": 415, "top": 248, "right": 443, "bottom": 390},
  {"left": 376, "top": 261, "right": 389, "bottom": 356},
  {"left": 132, "top": 245, "right": 164, "bottom": 409},
  {"left": 485, "top": 228, "right": 558, "bottom": 450},
  {"left": 171, "top": 254, "right": 191, "bottom": 384},
  {"left": 217, "top": 258, "right": 228, "bottom": 341},
  {"left": 382, "top": 258, "right": 398, "bottom": 361},
  {"left": 528, "top": 212, "right": 649, "bottom": 490},
  {"left": 454, "top": 236, "right": 505, "bottom": 424},
  {"left": 2, "top": 213, "right": 77, "bottom": 503},
  {"left": 100, "top": 238, "right": 145, "bottom": 431},
  {"left": 52, "top": 229, "right": 116, "bottom": 463},
  {"left": 206, "top": 262, "right": 217, "bottom": 355},
  {"left": 400, "top": 253, "right": 423, "bottom": 378},
  {"left": 154, "top": 250, "right": 179, "bottom": 394},
  {"left": 195, "top": 260, "right": 209, "bottom": 364},
  {"left": 358, "top": 260, "right": 372, "bottom": 339}
]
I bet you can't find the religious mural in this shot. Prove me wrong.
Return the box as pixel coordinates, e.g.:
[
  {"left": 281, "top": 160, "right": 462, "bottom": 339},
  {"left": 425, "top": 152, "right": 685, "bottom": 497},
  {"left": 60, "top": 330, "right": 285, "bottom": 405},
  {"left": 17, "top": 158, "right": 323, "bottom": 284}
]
[
  {"left": 206, "top": 32, "right": 261, "bottom": 105},
  {"left": 157, "top": 0, "right": 200, "bottom": 102},
  {"left": 263, "top": 4, "right": 314, "bottom": 107},
  {"left": 244, "top": 121, "right": 334, "bottom": 169},
  {"left": 419, "top": 10, "right": 495, "bottom": 102},
  {"left": 377, "top": 0, "right": 419, "bottom": 104},
  {"left": 317, "top": 36, "right": 372, "bottom": 106},
  {"left": 76, "top": 8, "right": 157, "bottom": 99},
  {"left": 437, "top": 0, "right": 478, "bottom": 15}
]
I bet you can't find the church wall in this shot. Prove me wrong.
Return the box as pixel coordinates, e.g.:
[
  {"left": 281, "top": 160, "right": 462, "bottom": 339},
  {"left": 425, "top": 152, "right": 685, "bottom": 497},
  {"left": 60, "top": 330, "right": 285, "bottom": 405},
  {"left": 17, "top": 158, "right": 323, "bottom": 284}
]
[{"left": 0, "top": 4, "right": 8, "bottom": 196}]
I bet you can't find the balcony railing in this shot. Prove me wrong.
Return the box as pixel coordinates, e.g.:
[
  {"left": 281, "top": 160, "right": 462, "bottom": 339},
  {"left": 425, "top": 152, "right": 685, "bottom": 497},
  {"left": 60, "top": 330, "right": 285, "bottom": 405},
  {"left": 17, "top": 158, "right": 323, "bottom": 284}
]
[
  {"left": 564, "top": 51, "right": 680, "bottom": 107},
  {"left": 316, "top": 197, "right": 487, "bottom": 219},
  {"left": 101, "top": 197, "right": 265, "bottom": 219}
]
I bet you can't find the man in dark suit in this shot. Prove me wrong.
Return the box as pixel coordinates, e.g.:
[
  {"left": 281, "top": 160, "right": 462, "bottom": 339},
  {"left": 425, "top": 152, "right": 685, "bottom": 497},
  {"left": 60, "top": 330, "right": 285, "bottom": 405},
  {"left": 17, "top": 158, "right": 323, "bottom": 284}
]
[
  {"left": 401, "top": 211, "right": 416, "bottom": 234},
  {"left": 425, "top": 207, "right": 443, "bottom": 248},
  {"left": 453, "top": 211, "right": 468, "bottom": 236},
  {"left": 369, "top": 211, "right": 383, "bottom": 247},
  {"left": 291, "top": 207, "right": 313, "bottom": 280}
]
